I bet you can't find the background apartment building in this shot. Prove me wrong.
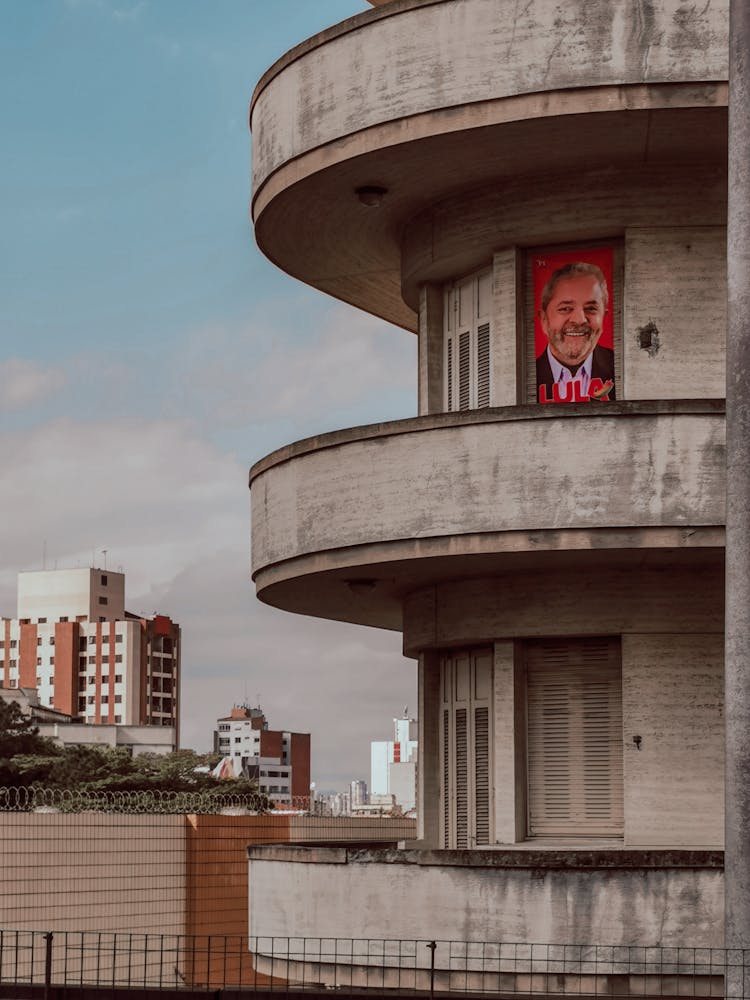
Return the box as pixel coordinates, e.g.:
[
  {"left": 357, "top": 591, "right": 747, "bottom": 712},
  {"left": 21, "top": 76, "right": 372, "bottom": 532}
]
[
  {"left": 0, "top": 568, "right": 179, "bottom": 731},
  {"left": 370, "top": 712, "right": 417, "bottom": 814},
  {"left": 213, "top": 705, "right": 310, "bottom": 806}
]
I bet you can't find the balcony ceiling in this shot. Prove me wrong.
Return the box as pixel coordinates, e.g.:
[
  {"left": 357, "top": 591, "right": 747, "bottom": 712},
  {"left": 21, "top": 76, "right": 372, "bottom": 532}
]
[{"left": 253, "top": 103, "right": 727, "bottom": 333}]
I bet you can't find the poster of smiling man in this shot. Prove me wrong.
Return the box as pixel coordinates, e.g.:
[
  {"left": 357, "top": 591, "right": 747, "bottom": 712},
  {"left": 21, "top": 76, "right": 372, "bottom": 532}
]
[{"left": 533, "top": 247, "right": 615, "bottom": 404}]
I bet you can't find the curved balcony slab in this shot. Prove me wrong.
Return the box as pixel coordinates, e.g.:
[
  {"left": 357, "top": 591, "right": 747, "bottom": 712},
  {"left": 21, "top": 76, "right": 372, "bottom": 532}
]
[
  {"left": 249, "top": 401, "right": 725, "bottom": 629},
  {"left": 247, "top": 846, "right": 723, "bottom": 964},
  {"left": 250, "top": 0, "right": 728, "bottom": 326}
]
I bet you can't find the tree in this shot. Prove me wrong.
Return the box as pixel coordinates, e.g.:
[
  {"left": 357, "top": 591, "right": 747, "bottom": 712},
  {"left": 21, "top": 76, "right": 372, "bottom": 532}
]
[{"left": 0, "top": 700, "right": 60, "bottom": 786}]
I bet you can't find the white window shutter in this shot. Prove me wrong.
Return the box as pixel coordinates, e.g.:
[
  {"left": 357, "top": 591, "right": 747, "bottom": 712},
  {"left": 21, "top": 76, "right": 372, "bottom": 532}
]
[
  {"left": 443, "top": 269, "right": 492, "bottom": 412},
  {"left": 526, "top": 638, "right": 623, "bottom": 837},
  {"left": 440, "top": 648, "right": 494, "bottom": 848}
]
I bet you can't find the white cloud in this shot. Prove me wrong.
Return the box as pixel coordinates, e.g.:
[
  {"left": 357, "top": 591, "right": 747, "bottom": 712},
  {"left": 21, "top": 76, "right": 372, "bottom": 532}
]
[
  {"left": 157, "top": 550, "right": 416, "bottom": 786},
  {"left": 179, "top": 304, "right": 417, "bottom": 427},
  {"left": 0, "top": 359, "right": 66, "bottom": 411},
  {"left": 0, "top": 416, "right": 246, "bottom": 598},
  {"left": 0, "top": 412, "right": 414, "bottom": 787}
]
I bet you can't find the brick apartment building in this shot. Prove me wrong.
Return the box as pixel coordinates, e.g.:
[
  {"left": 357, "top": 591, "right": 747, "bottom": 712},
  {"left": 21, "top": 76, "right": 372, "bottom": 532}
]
[
  {"left": 214, "top": 705, "right": 310, "bottom": 806},
  {"left": 1, "top": 568, "right": 179, "bottom": 731}
]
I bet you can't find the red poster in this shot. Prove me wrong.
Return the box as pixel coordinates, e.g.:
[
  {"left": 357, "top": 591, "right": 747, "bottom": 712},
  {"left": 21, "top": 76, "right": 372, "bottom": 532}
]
[{"left": 532, "top": 247, "right": 615, "bottom": 404}]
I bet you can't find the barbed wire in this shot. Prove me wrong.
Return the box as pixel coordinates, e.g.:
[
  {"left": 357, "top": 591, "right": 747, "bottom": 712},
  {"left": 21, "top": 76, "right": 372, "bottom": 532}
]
[{"left": 0, "top": 786, "right": 312, "bottom": 814}]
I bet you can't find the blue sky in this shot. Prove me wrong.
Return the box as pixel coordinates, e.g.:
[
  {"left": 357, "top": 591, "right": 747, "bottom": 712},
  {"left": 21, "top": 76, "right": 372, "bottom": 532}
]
[{"left": 1, "top": 0, "right": 418, "bottom": 787}]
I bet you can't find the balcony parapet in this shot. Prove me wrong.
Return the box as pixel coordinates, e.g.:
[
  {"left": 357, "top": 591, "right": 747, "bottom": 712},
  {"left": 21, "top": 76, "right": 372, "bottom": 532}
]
[
  {"left": 249, "top": 401, "right": 724, "bottom": 627},
  {"left": 247, "top": 844, "right": 724, "bottom": 952}
]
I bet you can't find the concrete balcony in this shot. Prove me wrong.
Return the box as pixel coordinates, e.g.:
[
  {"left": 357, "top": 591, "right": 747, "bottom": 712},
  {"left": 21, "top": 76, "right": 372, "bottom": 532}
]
[
  {"left": 250, "top": 0, "right": 728, "bottom": 328},
  {"left": 249, "top": 401, "right": 725, "bottom": 631},
  {"left": 247, "top": 845, "right": 724, "bottom": 977}
]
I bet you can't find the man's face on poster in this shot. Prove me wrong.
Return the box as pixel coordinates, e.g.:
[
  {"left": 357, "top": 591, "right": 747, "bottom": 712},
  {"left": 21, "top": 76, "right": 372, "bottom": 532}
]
[{"left": 539, "top": 273, "right": 607, "bottom": 367}]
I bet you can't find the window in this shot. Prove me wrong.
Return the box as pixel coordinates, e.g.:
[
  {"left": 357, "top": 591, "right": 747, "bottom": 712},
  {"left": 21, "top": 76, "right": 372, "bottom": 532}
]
[
  {"left": 114, "top": 674, "right": 122, "bottom": 683},
  {"left": 114, "top": 695, "right": 122, "bottom": 704},
  {"left": 234, "top": 737, "right": 242, "bottom": 744},
  {"left": 88, "top": 656, "right": 96, "bottom": 664},
  {"left": 49, "top": 657, "right": 54, "bottom": 665},
  {"left": 60, "top": 617, "right": 68, "bottom": 623},
  {"left": 524, "top": 637, "right": 623, "bottom": 836},
  {"left": 101, "top": 695, "right": 108, "bottom": 704},
  {"left": 9, "top": 679, "right": 17, "bottom": 688},
  {"left": 87, "top": 696, "right": 95, "bottom": 705},
  {"left": 440, "top": 647, "right": 493, "bottom": 848},
  {"left": 114, "top": 715, "right": 122, "bottom": 723},
  {"left": 38, "top": 618, "right": 47, "bottom": 624},
  {"left": 115, "top": 634, "right": 122, "bottom": 643},
  {"left": 49, "top": 637, "right": 54, "bottom": 646},
  {"left": 78, "top": 697, "right": 86, "bottom": 711},
  {"left": 0, "top": 640, "right": 3, "bottom": 648},
  {"left": 102, "top": 655, "right": 109, "bottom": 664},
  {"left": 115, "top": 654, "right": 122, "bottom": 663},
  {"left": 101, "top": 574, "right": 108, "bottom": 585},
  {"left": 98, "top": 596, "right": 108, "bottom": 606},
  {"left": 10, "top": 640, "right": 17, "bottom": 649},
  {"left": 101, "top": 675, "right": 109, "bottom": 684},
  {"left": 37, "top": 638, "right": 42, "bottom": 646},
  {"left": 444, "top": 269, "right": 491, "bottom": 412},
  {"left": 9, "top": 659, "right": 16, "bottom": 668},
  {"left": 36, "top": 657, "right": 41, "bottom": 666},
  {"left": 79, "top": 637, "right": 87, "bottom": 650}
]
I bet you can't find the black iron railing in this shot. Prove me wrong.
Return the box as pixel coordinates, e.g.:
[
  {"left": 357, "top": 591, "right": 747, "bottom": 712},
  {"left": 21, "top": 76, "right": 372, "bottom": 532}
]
[{"left": 0, "top": 930, "right": 739, "bottom": 997}]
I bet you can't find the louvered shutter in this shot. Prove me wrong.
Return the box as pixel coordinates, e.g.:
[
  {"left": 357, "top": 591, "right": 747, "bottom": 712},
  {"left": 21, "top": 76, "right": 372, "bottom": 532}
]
[
  {"left": 474, "top": 706, "right": 490, "bottom": 843},
  {"left": 455, "top": 708, "right": 469, "bottom": 847},
  {"left": 443, "top": 269, "right": 492, "bottom": 411},
  {"left": 446, "top": 337, "right": 454, "bottom": 411},
  {"left": 476, "top": 323, "right": 490, "bottom": 408},
  {"left": 440, "top": 648, "right": 493, "bottom": 848},
  {"left": 458, "top": 332, "right": 471, "bottom": 410},
  {"left": 526, "top": 638, "right": 623, "bottom": 836}
]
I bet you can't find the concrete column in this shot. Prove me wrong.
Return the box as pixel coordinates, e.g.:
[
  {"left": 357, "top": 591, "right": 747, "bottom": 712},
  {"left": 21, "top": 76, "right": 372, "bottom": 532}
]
[
  {"left": 417, "top": 284, "right": 444, "bottom": 415},
  {"left": 491, "top": 248, "right": 522, "bottom": 406},
  {"left": 417, "top": 650, "right": 441, "bottom": 846},
  {"left": 726, "top": 0, "right": 750, "bottom": 974}
]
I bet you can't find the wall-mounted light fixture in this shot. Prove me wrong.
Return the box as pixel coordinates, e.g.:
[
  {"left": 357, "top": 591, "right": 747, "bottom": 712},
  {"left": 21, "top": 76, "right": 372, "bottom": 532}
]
[{"left": 355, "top": 185, "right": 388, "bottom": 208}]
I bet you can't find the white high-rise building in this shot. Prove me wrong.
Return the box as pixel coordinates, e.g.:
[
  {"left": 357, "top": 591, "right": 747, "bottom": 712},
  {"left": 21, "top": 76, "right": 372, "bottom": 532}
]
[{"left": 370, "top": 711, "right": 418, "bottom": 812}]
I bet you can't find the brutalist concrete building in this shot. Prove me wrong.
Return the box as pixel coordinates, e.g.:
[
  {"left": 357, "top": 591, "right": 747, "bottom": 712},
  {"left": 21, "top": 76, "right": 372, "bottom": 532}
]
[{"left": 247, "top": 0, "right": 728, "bottom": 980}]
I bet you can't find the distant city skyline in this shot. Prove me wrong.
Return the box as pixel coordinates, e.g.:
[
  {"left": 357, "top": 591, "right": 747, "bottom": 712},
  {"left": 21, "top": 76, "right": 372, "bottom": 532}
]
[{"left": 0, "top": 0, "right": 416, "bottom": 786}]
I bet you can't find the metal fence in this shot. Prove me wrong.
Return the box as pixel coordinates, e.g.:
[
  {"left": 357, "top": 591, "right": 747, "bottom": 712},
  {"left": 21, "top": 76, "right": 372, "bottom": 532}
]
[
  {"left": 0, "top": 788, "right": 415, "bottom": 948},
  {"left": 0, "top": 931, "right": 736, "bottom": 996}
]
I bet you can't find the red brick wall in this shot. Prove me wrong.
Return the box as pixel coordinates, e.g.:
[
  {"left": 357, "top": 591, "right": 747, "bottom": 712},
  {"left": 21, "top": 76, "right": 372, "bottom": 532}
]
[
  {"left": 289, "top": 733, "right": 311, "bottom": 805},
  {"left": 260, "top": 729, "right": 283, "bottom": 758},
  {"left": 53, "top": 621, "right": 79, "bottom": 716},
  {"left": 19, "top": 623, "right": 37, "bottom": 689}
]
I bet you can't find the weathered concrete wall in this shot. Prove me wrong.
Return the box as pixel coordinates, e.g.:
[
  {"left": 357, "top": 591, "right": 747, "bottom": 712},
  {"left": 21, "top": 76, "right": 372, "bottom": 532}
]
[
  {"left": 404, "top": 568, "right": 724, "bottom": 653},
  {"left": 623, "top": 227, "right": 727, "bottom": 399},
  {"left": 252, "top": 0, "right": 728, "bottom": 193},
  {"left": 251, "top": 405, "right": 724, "bottom": 578},
  {"left": 623, "top": 634, "right": 724, "bottom": 847},
  {"left": 248, "top": 847, "right": 723, "bottom": 949}
]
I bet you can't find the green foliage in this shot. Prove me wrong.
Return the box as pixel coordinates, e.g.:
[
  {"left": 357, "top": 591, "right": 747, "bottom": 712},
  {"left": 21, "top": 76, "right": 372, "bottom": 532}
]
[
  {"left": 0, "top": 700, "right": 61, "bottom": 786},
  {"left": 1, "top": 704, "right": 270, "bottom": 807}
]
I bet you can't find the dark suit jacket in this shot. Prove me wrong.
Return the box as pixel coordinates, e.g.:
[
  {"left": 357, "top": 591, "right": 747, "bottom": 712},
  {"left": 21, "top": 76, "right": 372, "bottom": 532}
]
[{"left": 536, "top": 345, "right": 616, "bottom": 401}]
